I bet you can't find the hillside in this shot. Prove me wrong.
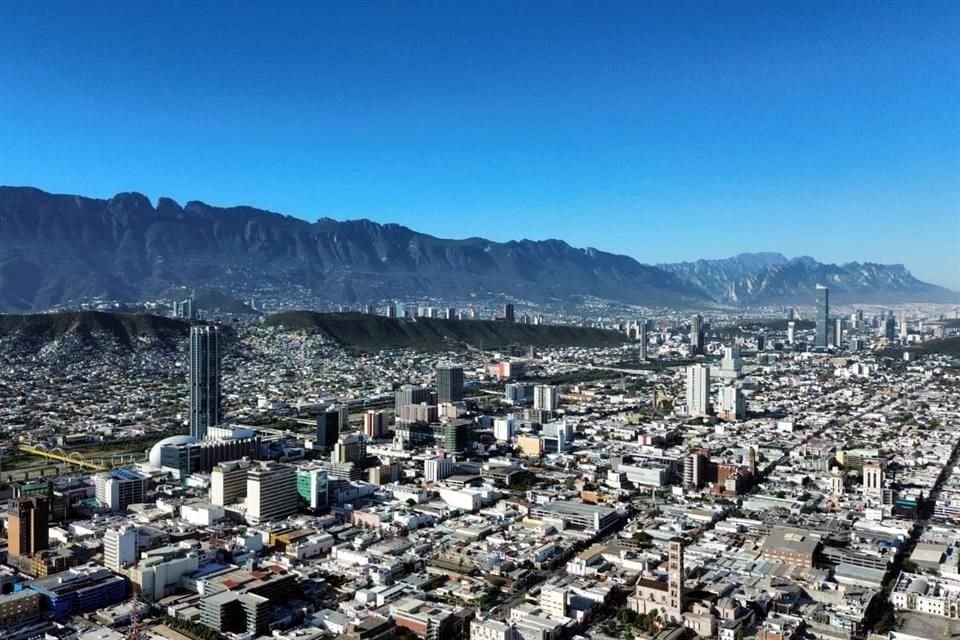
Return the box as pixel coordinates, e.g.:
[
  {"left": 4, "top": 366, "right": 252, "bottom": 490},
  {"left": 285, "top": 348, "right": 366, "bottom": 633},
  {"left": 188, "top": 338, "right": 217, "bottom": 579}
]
[
  {"left": 263, "top": 311, "right": 629, "bottom": 351},
  {"left": 0, "top": 311, "right": 189, "bottom": 350}
]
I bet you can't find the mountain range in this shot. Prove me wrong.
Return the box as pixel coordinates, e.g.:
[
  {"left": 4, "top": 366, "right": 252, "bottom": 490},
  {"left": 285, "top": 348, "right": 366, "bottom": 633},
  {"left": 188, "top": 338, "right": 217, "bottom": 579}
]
[{"left": 0, "top": 186, "right": 954, "bottom": 312}]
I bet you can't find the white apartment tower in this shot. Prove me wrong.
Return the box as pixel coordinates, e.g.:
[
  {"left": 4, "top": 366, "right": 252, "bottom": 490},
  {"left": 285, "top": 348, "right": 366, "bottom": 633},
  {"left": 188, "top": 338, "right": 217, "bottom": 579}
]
[
  {"left": 686, "top": 364, "right": 711, "bottom": 417},
  {"left": 533, "top": 385, "right": 560, "bottom": 412}
]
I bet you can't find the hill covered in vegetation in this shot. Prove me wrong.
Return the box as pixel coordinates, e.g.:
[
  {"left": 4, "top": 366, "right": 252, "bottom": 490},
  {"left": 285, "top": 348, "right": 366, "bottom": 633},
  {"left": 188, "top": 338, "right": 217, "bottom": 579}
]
[
  {"left": 0, "top": 311, "right": 189, "bottom": 350},
  {"left": 263, "top": 311, "right": 628, "bottom": 351}
]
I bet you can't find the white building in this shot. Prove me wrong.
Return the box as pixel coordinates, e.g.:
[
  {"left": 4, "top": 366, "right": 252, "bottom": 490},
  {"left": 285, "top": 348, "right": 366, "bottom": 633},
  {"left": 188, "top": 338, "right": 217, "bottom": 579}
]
[
  {"left": 246, "top": 462, "right": 298, "bottom": 524},
  {"left": 533, "top": 385, "right": 560, "bottom": 412},
  {"left": 718, "top": 346, "right": 742, "bottom": 379},
  {"left": 494, "top": 417, "right": 517, "bottom": 442},
  {"left": 717, "top": 386, "right": 746, "bottom": 421},
  {"left": 424, "top": 457, "right": 456, "bottom": 483},
  {"left": 471, "top": 619, "right": 521, "bottom": 640},
  {"left": 540, "top": 584, "right": 569, "bottom": 619},
  {"left": 686, "top": 365, "right": 711, "bottom": 417},
  {"left": 95, "top": 469, "right": 149, "bottom": 512},
  {"left": 103, "top": 526, "right": 137, "bottom": 571}
]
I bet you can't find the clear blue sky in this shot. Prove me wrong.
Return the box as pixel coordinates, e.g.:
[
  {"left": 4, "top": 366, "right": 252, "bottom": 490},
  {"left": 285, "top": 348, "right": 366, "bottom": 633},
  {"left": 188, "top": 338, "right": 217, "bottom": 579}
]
[{"left": 1, "top": 1, "right": 958, "bottom": 288}]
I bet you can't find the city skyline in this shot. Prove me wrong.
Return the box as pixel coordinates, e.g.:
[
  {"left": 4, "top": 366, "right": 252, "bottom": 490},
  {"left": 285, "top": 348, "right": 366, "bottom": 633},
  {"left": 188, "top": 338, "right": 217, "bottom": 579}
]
[{"left": 1, "top": 2, "right": 957, "bottom": 288}]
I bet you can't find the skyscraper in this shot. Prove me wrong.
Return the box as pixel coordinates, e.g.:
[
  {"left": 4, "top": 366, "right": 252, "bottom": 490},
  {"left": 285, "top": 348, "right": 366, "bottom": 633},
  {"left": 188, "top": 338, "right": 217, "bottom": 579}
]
[
  {"left": 246, "top": 462, "right": 298, "bottom": 524},
  {"left": 7, "top": 496, "right": 48, "bottom": 559},
  {"left": 436, "top": 365, "right": 464, "bottom": 404},
  {"left": 190, "top": 325, "right": 222, "bottom": 440},
  {"left": 689, "top": 314, "right": 704, "bottom": 355},
  {"left": 834, "top": 317, "right": 844, "bottom": 348},
  {"left": 787, "top": 321, "right": 796, "bottom": 345},
  {"left": 638, "top": 322, "right": 648, "bottom": 360},
  {"left": 686, "top": 364, "right": 710, "bottom": 417},
  {"left": 533, "top": 384, "right": 560, "bottom": 411},
  {"left": 503, "top": 303, "right": 515, "bottom": 323},
  {"left": 815, "top": 285, "right": 829, "bottom": 349}
]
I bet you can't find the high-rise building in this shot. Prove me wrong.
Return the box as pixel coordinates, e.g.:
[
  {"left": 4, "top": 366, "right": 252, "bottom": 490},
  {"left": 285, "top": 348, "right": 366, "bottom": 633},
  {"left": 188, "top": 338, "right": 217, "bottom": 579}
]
[
  {"left": 685, "top": 365, "right": 710, "bottom": 417},
  {"left": 493, "top": 417, "right": 516, "bottom": 442},
  {"left": 787, "top": 321, "right": 796, "bottom": 345},
  {"left": 386, "top": 304, "right": 398, "bottom": 319},
  {"left": 395, "top": 385, "right": 433, "bottom": 412},
  {"left": 103, "top": 526, "right": 137, "bottom": 571},
  {"left": 159, "top": 435, "right": 261, "bottom": 478},
  {"left": 295, "top": 465, "right": 328, "bottom": 510},
  {"left": 190, "top": 325, "right": 222, "bottom": 440},
  {"left": 638, "top": 323, "right": 648, "bottom": 360},
  {"left": 863, "top": 461, "right": 884, "bottom": 495},
  {"left": 211, "top": 458, "right": 254, "bottom": 506},
  {"left": 683, "top": 453, "right": 707, "bottom": 489},
  {"left": 315, "top": 410, "right": 341, "bottom": 451},
  {"left": 533, "top": 384, "right": 560, "bottom": 411},
  {"left": 442, "top": 420, "right": 470, "bottom": 453},
  {"left": 834, "top": 317, "right": 844, "bottom": 348},
  {"left": 899, "top": 313, "right": 909, "bottom": 339},
  {"left": 7, "top": 496, "right": 48, "bottom": 559},
  {"left": 756, "top": 333, "right": 765, "bottom": 351},
  {"left": 436, "top": 365, "right": 464, "bottom": 404},
  {"left": 717, "top": 386, "right": 746, "bottom": 421},
  {"left": 881, "top": 318, "right": 896, "bottom": 340},
  {"left": 363, "top": 410, "right": 388, "bottom": 439},
  {"left": 332, "top": 433, "right": 366, "bottom": 465},
  {"left": 815, "top": 285, "right": 829, "bottom": 349},
  {"left": 246, "top": 462, "right": 298, "bottom": 524},
  {"left": 95, "top": 469, "right": 149, "bottom": 512},
  {"left": 424, "top": 456, "right": 456, "bottom": 482},
  {"left": 503, "top": 303, "right": 515, "bottom": 323},
  {"left": 718, "top": 346, "right": 742, "bottom": 379},
  {"left": 689, "top": 314, "right": 704, "bottom": 355}
]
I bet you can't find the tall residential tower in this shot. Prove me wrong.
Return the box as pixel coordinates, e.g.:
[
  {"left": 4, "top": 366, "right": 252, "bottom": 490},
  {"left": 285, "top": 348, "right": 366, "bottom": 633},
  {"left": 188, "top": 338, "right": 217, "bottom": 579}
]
[
  {"left": 190, "top": 325, "right": 222, "bottom": 440},
  {"left": 815, "top": 285, "right": 829, "bottom": 349}
]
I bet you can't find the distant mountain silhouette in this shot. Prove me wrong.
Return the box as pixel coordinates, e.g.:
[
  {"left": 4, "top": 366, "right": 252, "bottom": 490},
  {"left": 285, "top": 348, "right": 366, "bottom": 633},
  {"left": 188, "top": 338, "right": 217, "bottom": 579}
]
[
  {"left": 0, "top": 187, "right": 953, "bottom": 311},
  {"left": 659, "top": 252, "right": 957, "bottom": 305},
  {"left": 0, "top": 186, "right": 708, "bottom": 311}
]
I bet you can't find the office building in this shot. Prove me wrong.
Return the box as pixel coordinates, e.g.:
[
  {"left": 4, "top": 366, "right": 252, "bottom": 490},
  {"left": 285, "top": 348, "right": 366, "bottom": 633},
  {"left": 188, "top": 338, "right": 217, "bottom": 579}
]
[
  {"left": 442, "top": 420, "right": 471, "bottom": 453},
  {"left": 211, "top": 458, "right": 253, "bottom": 506},
  {"left": 815, "top": 285, "right": 829, "bottom": 349},
  {"left": 718, "top": 386, "right": 746, "bottom": 421},
  {"left": 424, "top": 456, "right": 456, "bottom": 483},
  {"left": 174, "top": 298, "right": 195, "bottom": 321},
  {"left": 528, "top": 501, "right": 620, "bottom": 534},
  {"left": 718, "top": 346, "right": 742, "bottom": 379},
  {"left": 882, "top": 317, "right": 896, "bottom": 340},
  {"left": 94, "top": 469, "right": 149, "bottom": 512},
  {"left": 363, "top": 410, "right": 388, "bottom": 439},
  {"left": 159, "top": 435, "right": 260, "bottom": 478},
  {"left": 436, "top": 365, "right": 464, "bottom": 404},
  {"left": 504, "top": 383, "right": 534, "bottom": 405},
  {"left": 899, "top": 314, "right": 909, "bottom": 339},
  {"left": 189, "top": 325, "right": 222, "bottom": 439},
  {"left": 638, "top": 322, "right": 648, "bottom": 360},
  {"left": 686, "top": 364, "right": 711, "bottom": 417},
  {"left": 503, "top": 303, "right": 515, "bottom": 323},
  {"left": 395, "top": 385, "right": 433, "bottom": 412},
  {"left": 787, "top": 321, "right": 796, "bottom": 345},
  {"left": 296, "top": 465, "right": 329, "bottom": 510},
  {"left": 7, "top": 496, "right": 49, "bottom": 559},
  {"left": 533, "top": 384, "right": 560, "bottom": 411},
  {"left": 683, "top": 452, "right": 707, "bottom": 489},
  {"left": 103, "top": 526, "right": 137, "bottom": 572},
  {"left": 541, "top": 420, "right": 574, "bottom": 453},
  {"left": 332, "top": 433, "right": 366, "bottom": 465},
  {"left": 315, "top": 409, "right": 341, "bottom": 451},
  {"left": 246, "top": 462, "right": 298, "bottom": 524},
  {"left": 689, "top": 314, "right": 704, "bottom": 355},
  {"left": 493, "top": 417, "right": 517, "bottom": 442},
  {"left": 0, "top": 590, "right": 40, "bottom": 629},
  {"left": 756, "top": 333, "right": 765, "bottom": 351},
  {"left": 834, "top": 317, "right": 844, "bottom": 348},
  {"left": 863, "top": 461, "right": 884, "bottom": 495},
  {"left": 27, "top": 565, "right": 126, "bottom": 619}
]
